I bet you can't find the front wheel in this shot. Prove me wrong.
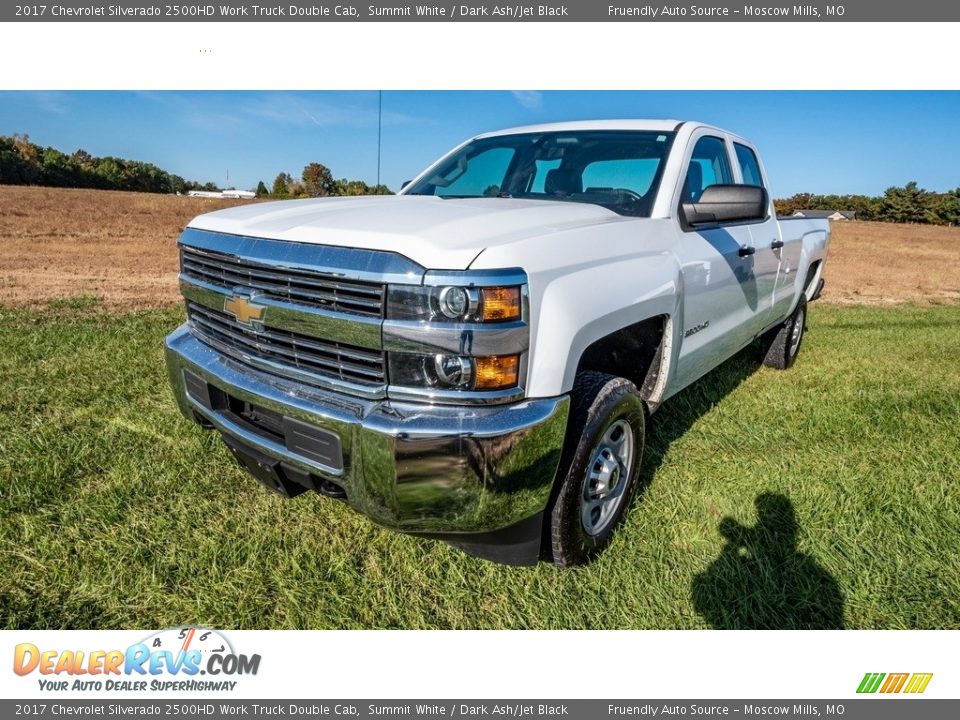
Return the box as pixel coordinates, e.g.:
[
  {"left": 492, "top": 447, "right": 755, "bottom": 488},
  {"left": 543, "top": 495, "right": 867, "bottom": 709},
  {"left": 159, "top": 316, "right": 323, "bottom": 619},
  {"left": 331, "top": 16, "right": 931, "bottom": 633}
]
[{"left": 549, "top": 372, "right": 646, "bottom": 567}]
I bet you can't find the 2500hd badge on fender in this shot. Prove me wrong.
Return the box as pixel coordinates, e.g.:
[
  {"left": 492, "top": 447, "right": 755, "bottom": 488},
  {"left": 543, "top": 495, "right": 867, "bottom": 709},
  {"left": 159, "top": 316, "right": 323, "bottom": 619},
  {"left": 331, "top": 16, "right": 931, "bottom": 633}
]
[{"left": 165, "top": 120, "right": 829, "bottom": 565}]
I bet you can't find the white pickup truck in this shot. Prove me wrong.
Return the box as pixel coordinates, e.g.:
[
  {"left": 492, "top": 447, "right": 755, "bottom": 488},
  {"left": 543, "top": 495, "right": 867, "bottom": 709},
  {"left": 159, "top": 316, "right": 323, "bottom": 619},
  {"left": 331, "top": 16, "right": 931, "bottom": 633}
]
[{"left": 165, "top": 120, "right": 829, "bottom": 566}]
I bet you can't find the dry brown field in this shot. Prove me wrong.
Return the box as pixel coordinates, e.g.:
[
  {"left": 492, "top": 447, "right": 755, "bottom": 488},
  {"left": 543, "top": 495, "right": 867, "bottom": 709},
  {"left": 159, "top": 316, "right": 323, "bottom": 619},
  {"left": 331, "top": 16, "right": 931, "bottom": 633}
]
[
  {"left": 1, "top": 185, "right": 958, "bottom": 310},
  {"left": 0, "top": 186, "right": 252, "bottom": 310}
]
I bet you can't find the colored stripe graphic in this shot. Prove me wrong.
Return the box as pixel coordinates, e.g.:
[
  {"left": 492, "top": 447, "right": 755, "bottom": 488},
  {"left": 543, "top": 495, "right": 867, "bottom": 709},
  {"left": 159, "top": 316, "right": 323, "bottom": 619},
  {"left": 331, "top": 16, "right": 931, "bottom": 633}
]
[
  {"left": 904, "top": 673, "right": 934, "bottom": 694},
  {"left": 857, "top": 673, "right": 885, "bottom": 693},
  {"left": 880, "top": 673, "right": 909, "bottom": 693},
  {"left": 857, "top": 672, "right": 932, "bottom": 694}
]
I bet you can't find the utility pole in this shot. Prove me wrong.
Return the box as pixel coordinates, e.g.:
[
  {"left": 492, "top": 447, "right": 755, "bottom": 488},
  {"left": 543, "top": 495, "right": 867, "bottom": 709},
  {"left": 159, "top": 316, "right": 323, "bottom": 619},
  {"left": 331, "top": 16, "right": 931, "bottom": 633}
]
[{"left": 377, "top": 90, "right": 382, "bottom": 189}]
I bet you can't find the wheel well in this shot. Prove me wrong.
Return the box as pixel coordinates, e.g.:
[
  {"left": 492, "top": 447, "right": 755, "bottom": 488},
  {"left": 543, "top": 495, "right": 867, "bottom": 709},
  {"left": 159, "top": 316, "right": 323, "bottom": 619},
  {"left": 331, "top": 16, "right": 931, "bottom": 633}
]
[
  {"left": 575, "top": 315, "right": 668, "bottom": 405},
  {"left": 803, "top": 260, "right": 823, "bottom": 295}
]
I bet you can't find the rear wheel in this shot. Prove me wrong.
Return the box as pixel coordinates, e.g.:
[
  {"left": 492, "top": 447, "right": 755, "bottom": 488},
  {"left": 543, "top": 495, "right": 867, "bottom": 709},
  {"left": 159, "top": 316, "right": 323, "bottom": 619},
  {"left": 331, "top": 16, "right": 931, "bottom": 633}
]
[
  {"left": 549, "top": 372, "right": 645, "bottom": 567},
  {"left": 761, "top": 295, "right": 807, "bottom": 370}
]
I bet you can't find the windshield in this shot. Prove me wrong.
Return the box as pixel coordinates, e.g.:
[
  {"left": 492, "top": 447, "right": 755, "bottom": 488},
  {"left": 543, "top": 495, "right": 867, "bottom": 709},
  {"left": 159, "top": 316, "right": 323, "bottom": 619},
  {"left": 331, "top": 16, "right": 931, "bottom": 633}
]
[{"left": 404, "top": 130, "right": 675, "bottom": 217}]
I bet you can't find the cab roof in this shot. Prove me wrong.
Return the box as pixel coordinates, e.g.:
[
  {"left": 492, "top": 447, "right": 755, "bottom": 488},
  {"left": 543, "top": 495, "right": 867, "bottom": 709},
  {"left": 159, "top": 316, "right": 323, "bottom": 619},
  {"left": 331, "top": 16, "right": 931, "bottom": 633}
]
[{"left": 475, "top": 119, "right": 688, "bottom": 138}]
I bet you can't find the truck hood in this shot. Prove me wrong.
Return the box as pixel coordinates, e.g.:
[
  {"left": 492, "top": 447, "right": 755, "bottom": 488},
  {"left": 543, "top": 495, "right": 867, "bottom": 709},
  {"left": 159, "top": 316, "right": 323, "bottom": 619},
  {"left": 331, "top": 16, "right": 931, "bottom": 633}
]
[{"left": 187, "top": 195, "right": 628, "bottom": 269}]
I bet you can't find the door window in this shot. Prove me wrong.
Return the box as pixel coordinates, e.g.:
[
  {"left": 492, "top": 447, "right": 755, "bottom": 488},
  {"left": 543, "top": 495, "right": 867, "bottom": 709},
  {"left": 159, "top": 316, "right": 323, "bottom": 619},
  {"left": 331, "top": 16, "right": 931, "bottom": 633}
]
[
  {"left": 734, "top": 143, "right": 765, "bottom": 187},
  {"left": 682, "top": 136, "right": 733, "bottom": 202}
]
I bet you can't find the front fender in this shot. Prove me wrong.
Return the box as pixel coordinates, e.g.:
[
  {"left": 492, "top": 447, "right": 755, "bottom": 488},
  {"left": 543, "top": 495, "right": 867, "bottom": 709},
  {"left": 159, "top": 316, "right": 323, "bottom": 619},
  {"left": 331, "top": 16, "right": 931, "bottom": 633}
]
[
  {"left": 527, "top": 255, "right": 682, "bottom": 398},
  {"left": 469, "top": 218, "right": 683, "bottom": 400}
]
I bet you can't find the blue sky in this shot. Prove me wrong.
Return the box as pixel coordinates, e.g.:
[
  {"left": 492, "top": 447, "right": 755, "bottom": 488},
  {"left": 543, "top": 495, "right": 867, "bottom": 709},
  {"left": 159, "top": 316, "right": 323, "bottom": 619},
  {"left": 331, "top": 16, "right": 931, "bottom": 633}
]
[{"left": 1, "top": 90, "right": 958, "bottom": 196}]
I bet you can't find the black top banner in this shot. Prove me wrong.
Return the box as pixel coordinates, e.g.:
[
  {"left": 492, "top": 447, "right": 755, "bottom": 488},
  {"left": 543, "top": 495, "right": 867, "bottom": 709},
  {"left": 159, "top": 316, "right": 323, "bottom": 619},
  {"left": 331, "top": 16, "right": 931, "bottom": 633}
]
[{"left": 3, "top": 0, "right": 957, "bottom": 22}]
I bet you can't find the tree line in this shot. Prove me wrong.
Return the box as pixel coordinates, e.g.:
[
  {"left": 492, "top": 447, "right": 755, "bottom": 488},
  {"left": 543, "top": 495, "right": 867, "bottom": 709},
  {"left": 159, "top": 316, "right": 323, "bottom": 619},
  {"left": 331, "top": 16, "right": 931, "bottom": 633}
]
[
  {"left": 0, "top": 135, "right": 393, "bottom": 198},
  {"left": 261, "top": 163, "right": 391, "bottom": 198},
  {"left": 774, "top": 182, "right": 960, "bottom": 225},
  {"left": 0, "top": 134, "right": 217, "bottom": 194}
]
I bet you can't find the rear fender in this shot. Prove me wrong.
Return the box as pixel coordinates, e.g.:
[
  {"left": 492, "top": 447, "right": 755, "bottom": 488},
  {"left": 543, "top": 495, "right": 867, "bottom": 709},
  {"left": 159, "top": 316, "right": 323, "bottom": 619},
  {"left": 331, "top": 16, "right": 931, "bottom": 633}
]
[{"left": 792, "top": 226, "right": 829, "bottom": 313}]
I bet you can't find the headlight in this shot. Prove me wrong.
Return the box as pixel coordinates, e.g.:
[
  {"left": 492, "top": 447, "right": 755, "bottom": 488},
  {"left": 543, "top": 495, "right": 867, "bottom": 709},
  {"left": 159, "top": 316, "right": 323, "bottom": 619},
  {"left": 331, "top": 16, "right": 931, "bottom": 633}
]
[
  {"left": 384, "top": 270, "right": 527, "bottom": 400},
  {"left": 388, "top": 352, "right": 520, "bottom": 391},
  {"left": 386, "top": 284, "right": 520, "bottom": 323},
  {"left": 437, "top": 286, "right": 474, "bottom": 319},
  {"left": 434, "top": 353, "right": 473, "bottom": 386}
]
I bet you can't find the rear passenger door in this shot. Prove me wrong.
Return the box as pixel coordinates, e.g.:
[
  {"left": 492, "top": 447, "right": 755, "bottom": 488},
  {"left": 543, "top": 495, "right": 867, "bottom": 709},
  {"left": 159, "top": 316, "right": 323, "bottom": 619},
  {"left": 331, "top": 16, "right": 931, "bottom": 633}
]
[
  {"left": 673, "top": 132, "right": 759, "bottom": 389},
  {"left": 734, "top": 142, "right": 783, "bottom": 334}
]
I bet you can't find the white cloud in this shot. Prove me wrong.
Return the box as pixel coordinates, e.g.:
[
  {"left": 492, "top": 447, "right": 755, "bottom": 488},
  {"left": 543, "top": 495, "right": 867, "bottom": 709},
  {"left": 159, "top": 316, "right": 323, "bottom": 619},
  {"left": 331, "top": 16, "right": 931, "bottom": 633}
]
[
  {"left": 241, "top": 92, "right": 422, "bottom": 129},
  {"left": 134, "top": 91, "right": 424, "bottom": 132},
  {"left": 510, "top": 91, "right": 543, "bottom": 111},
  {"left": 24, "top": 91, "right": 69, "bottom": 115}
]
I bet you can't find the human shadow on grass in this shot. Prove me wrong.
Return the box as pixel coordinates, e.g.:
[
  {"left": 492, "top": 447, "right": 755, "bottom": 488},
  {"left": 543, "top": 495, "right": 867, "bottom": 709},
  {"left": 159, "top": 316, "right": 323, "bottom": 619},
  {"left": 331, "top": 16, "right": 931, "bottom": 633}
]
[{"left": 691, "top": 493, "right": 844, "bottom": 629}]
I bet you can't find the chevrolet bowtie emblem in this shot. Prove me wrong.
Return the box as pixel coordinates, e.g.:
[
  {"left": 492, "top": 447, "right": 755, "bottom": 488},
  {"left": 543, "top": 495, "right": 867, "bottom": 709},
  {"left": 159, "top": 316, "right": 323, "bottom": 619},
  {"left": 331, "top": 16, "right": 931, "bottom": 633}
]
[{"left": 224, "top": 295, "right": 265, "bottom": 326}]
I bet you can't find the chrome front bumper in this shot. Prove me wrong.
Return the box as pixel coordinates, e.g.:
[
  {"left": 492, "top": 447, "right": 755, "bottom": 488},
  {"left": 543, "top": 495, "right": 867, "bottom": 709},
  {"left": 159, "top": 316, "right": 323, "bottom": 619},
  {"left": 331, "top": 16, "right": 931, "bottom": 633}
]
[{"left": 165, "top": 324, "right": 569, "bottom": 541}]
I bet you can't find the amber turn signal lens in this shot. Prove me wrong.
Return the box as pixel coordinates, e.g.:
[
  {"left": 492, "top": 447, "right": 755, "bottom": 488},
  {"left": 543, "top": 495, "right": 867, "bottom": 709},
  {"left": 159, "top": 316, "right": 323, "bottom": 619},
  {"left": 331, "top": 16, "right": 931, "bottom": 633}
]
[
  {"left": 480, "top": 286, "right": 521, "bottom": 322},
  {"left": 473, "top": 354, "right": 520, "bottom": 390}
]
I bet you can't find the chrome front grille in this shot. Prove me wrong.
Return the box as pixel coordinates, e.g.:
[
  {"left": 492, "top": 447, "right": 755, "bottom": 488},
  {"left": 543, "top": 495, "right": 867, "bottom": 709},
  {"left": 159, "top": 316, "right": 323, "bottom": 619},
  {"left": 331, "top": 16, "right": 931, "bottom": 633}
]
[
  {"left": 181, "top": 247, "right": 385, "bottom": 318},
  {"left": 186, "top": 301, "right": 385, "bottom": 389}
]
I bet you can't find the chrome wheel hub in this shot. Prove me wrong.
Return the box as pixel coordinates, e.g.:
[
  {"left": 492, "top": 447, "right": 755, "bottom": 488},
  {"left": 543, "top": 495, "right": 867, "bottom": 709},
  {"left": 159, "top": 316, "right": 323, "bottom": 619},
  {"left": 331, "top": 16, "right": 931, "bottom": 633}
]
[
  {"left": 789, "top": 308, "right": 805, "bottom": 357},
  {"left": 581, "top": 419, "right": 634, "bottom": 536}
]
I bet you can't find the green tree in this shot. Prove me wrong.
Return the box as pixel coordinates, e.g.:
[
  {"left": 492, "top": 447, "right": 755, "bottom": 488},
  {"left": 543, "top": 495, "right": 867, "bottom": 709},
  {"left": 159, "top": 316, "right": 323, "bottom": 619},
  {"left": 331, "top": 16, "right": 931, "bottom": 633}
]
[
  {"left": 255, "top": 180, "right": 269, "bottom": 198},
  {"left": 271, "top": 172, "right": 291, "bottom": 198},
  {"left": 0, "top": 137, "right": 32, "bottom": 183},
  {"left": 879, "top": 181, "right": 933, "bottom": 223},
  {"left": 333, "top": 178, "right": 394, "bottom": 196},
  {"left": 334, "top": 178, "right": 369, "bottom": 196},
  {"left": 933, "top": 188, "right": 960, "bottom": 226},
  {"left": 40, "top": 146, "right": 78, "bottom": 187},
  {"left": 10, "top": 134, "right": 41, "bottom": 183},
  {"left": 92, "top": 157, "right": 125, "bottom": 189},
  {"left": 302, "top": 162, "right": 335, "bottom": 197},
  {"left": 773, "top": 193, "right": 812, "bottom": 217},
  {"left": 71, "top": 148, "right": 93, "bottom": 169},
  {"left": 169, "top": 175, "right": 188, "bottom": 194}
]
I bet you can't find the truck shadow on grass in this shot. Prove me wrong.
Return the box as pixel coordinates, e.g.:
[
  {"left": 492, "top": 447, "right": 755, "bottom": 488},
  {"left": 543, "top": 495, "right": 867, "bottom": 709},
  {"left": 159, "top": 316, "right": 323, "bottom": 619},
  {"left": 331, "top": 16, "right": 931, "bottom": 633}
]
[{"left": 637, "top": 347, "right": 844, "bottom": 629}]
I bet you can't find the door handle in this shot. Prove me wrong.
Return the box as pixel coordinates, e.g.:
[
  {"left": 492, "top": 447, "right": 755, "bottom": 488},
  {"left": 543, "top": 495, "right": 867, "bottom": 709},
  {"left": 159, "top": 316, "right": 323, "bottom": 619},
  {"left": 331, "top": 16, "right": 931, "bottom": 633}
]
[
  {"left": 738, "top": 246, "right": 756, "bottom": 257},
  {"left": 771, "top": 240, "right": 785, "bottom": 250}
]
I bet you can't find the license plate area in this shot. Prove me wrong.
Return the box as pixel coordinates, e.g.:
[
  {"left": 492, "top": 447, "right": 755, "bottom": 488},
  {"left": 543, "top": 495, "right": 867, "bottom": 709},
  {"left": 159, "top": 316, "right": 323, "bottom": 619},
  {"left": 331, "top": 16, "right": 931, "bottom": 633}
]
[
  {"left": 222, "top": 435, "right": 308, "bottom": 498},
  {"left": 183, "top": 369, "right": 344, "bottom": 472}
]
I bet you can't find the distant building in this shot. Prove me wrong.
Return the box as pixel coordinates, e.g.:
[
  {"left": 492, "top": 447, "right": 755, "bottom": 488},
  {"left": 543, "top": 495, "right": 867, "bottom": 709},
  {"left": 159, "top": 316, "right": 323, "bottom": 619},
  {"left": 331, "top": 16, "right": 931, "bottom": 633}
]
[
  {"left": 187, "top": 189, "right": 256, "bottom": 199},
  {"left": 792, "top": 209, "right": 856, "bottom": 221},
  {"left": 221, "top": 189, "right": 256, "bottom": 199}
]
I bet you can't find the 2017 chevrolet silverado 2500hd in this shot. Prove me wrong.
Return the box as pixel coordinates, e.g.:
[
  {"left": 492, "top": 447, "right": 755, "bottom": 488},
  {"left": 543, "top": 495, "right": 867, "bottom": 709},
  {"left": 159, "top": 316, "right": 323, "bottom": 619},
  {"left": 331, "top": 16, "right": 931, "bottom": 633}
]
[{"left": 165, "top": 120, "right": 829, "bottom": 566}]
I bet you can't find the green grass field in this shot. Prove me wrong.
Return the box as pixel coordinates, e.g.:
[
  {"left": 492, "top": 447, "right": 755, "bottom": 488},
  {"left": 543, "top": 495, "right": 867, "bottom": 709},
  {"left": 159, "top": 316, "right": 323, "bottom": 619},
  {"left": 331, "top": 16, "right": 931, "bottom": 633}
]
[{"left": 1, "top": 301, "right": 958, "bottom": 629}]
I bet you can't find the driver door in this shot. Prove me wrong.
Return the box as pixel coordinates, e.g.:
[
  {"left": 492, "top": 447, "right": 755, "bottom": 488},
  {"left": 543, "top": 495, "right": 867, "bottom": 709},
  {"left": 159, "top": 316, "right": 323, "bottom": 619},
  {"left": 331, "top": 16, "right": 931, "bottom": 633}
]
[{"left": 673, "top": 133, "right": 760, "bottom": 389}]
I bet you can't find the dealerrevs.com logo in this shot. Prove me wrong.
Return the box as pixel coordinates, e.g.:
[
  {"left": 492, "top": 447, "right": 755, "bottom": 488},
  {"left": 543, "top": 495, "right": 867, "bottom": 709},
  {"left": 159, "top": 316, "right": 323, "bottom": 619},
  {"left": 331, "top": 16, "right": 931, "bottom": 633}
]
[{"left": 13, "top": 626, "right": 261, "bottom": 692}]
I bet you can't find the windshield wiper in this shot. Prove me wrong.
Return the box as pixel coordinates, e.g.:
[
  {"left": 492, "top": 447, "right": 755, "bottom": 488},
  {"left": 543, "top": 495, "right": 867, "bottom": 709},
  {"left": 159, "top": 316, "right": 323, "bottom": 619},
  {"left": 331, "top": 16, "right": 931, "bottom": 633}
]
[{"left": 436, "top": 193, "right": 513, "bottom": 199}]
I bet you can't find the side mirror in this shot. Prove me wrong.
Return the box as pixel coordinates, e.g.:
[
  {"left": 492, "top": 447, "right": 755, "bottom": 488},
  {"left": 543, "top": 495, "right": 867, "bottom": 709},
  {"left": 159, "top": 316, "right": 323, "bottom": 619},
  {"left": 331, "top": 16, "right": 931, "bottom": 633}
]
[
  {"left": 682, "top": 184, "right": 768, "bottom": 226},
  {"left": 401, "top": 180, "right": 412, "bottom": 190}
]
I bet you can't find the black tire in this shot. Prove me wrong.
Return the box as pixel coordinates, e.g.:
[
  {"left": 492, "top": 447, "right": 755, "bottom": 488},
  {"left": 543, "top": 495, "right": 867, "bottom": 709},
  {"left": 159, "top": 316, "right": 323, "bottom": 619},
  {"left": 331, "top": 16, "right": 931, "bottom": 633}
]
[
  {"left": 761, "top": 295, "right": 807, "bottom": 370},
  {"left": 549, "top": 371, "right": 646, "bottom": 567}
]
